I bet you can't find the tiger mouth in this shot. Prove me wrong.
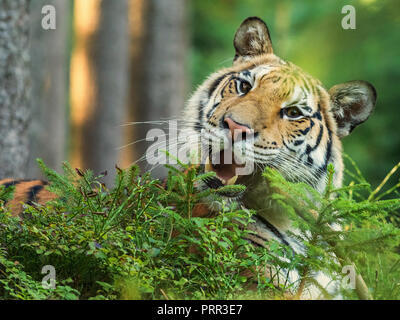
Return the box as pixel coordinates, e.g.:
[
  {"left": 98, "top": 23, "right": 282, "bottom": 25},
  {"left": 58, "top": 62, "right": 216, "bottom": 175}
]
[{"left": 204, "top": 148, "right": 246, "bottom": 186}]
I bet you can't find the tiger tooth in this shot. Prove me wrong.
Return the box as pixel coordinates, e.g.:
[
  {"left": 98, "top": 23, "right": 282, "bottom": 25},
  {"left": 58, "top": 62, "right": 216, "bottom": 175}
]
[
  {"left": 226, "top": 175, "right": 238, "bottom": 185},
  {"left": 205, "top": 156, "right": 212, "bottom": 172}
]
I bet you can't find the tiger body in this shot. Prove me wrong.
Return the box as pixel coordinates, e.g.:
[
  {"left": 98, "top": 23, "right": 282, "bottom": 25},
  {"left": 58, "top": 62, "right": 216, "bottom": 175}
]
[
  {"left": 0, "top": 179, "right": 57, "bottom": 216},
  {"left": 180, "top": 17, "right": 376, "bottom": 298},
  {"left": 0, "top": 17, "right": 376, "bottom": 299}
]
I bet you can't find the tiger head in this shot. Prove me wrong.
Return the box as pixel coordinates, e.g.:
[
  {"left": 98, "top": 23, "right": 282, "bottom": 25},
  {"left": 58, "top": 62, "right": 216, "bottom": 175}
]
[{"left": 182, "top": 17, "right": 376, "bottom": 196}]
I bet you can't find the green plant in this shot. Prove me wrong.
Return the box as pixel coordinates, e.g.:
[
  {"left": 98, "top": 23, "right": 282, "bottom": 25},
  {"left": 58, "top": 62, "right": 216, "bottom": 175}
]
[
  {"left": 0, "top": 156, "right": 399, "bottom": 300},
  {"left": 263, "top": 157, "right": 400, "bottom": 299}
]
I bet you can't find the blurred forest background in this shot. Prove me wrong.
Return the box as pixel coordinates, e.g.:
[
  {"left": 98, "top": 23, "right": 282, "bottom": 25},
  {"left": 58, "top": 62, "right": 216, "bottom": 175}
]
[{"left": 0, "top": 0, "right": 399, "bottom": 187}]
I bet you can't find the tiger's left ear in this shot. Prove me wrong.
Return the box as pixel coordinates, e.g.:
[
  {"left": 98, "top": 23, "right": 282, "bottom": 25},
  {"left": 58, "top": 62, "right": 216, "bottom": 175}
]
[
  {"left": 233, "top": 17, "right": 273, "bottom": 62},
  {"left": 329, "top": 80, "right": 377, "bottom": 138}
]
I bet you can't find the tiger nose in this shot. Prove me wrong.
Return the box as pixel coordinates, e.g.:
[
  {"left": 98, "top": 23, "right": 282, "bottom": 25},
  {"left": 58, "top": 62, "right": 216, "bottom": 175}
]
[{"left": 224, "top": 117, "right": 253, "bottom": 141}]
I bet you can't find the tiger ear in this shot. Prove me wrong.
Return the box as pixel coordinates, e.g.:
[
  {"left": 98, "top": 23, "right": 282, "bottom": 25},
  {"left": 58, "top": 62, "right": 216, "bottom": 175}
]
[
  {"left": 233, "top": 17, "right": 273, "bottom": 62},
  {"left": 329, "top": 80, "right": 377, "bottom": 138}
]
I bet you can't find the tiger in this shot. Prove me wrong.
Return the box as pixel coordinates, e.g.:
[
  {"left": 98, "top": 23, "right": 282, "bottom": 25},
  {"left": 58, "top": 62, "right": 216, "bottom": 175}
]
[
  {"left": 0, "top": 16, "right": 376, "bottom": 299},
  {"left": 0, "top": 179, "right": 57, "bottom": 216},
  {"left": 178, "top": 16, "right": 377, "bottom": 299}
]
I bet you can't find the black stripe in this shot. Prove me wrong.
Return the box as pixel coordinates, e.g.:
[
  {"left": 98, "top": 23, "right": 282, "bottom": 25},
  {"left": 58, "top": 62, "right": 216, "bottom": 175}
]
[
  {"left": 203, "top": 177, "right": 224, "bottom": 189},
  {"left": 312, "top": 125, "right": 324, "bottom": 151},
  {"left": 220, "top": 79, "right": 232, "bottom": 98},
  {"left": 197, "top": 72, "right": 235, "bottom": 131},
  {"left": 299, "top": 125, "right": 311, "bottom": 135},
  {"left": 321, "top": 127, "right": 333, "bottom": 172},
  {"left": 208, "top": 72, "right": 234, "bottom": 98},
  {"left": 26, "top": 185, "right": 45, "bottom": 206},
  {"left": 246, "top": 238, "right": 263, "bottom": 247},
  {"left": 1, "top": 180, "right": 21, "bottom": 189},
  {"left": 304, "top": 124, "right": 324, "bottom": 156},
  {"left": 255, "top": 215, "right": 291, "bottom": 247},
  {"left": 246, "top": 232, "right": 271, "bottom": 247},
  {"left": 282, "top": 140, "right": 296, "bottom": 153},
  {"left": 306, "top": 155, "right": 314, "bottom": 167},
  {"left": 272, "top": 76, "right": 281, "bottom": 83},
  {"left": 196, "top": 98, "right": 207, "bottom": 133},
  {"left": 294, "top": 140, "right": 304, "bottom": 146},
  {"left": 311, "top": 110, "right": 322, "bottom": 121},
  {"left": 2, "top": 180, "right": 19, "bottom": 204},
  {"left": 302, "top": 124, "right": 325, "bottom": 169},
  {"left": 206, "top": 102, "right": 220, "bottom": 119},
  {"left": 314, "top": 127, "right": 333, "bottom": 181},
  {"left": 241, "top": 70, "right": 251, "bottom": 78},
  {"left": 0, "top": 179, "right": 38, "bottom": 188},
  {"left": 303, "top": 79, "right": 310, "bottom": 93},
  {"left": 1, "top": 180, "right": 32, "bottom": 205}
]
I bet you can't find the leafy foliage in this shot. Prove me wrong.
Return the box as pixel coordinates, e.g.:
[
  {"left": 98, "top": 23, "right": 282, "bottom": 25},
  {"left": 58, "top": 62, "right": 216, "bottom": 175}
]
[
  {"left": 0, "top": 160, "right": 286, "bottom": 300},
  {"left": 263, "top": 161, "right": 400, "bottom": 299},
  {"left": 0, "top": 157, "right": 400, "bottom": 300}
]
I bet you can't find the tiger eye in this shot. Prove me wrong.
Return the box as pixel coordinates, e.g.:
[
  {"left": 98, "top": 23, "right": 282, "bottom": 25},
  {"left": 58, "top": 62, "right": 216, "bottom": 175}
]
[
  {"left": 284, "top": 106, "right": 303, "bottom": 118},
  {"left": 239, "top": 81, "right": 252, "bottom": 94}
]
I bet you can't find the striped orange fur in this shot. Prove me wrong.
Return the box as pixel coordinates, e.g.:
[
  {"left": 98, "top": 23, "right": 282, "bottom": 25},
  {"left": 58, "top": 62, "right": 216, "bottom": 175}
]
[{"left": 0, "top": 179, "right": 57, "bottom": 216}]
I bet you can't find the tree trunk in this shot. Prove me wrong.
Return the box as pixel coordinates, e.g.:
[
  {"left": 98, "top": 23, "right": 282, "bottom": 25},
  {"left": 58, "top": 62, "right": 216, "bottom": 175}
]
[
  {"left": 0, "top": 0, "right": 31, "bottom": 179},
  {"left": 27, "top": 0, "right": 70, "bottom": 178},
  {"left": 133, "top": 0, "right": 188, "bottom": 179},
  {"left": 75, "top": 0, "right": 129, "bottom": 185}
]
